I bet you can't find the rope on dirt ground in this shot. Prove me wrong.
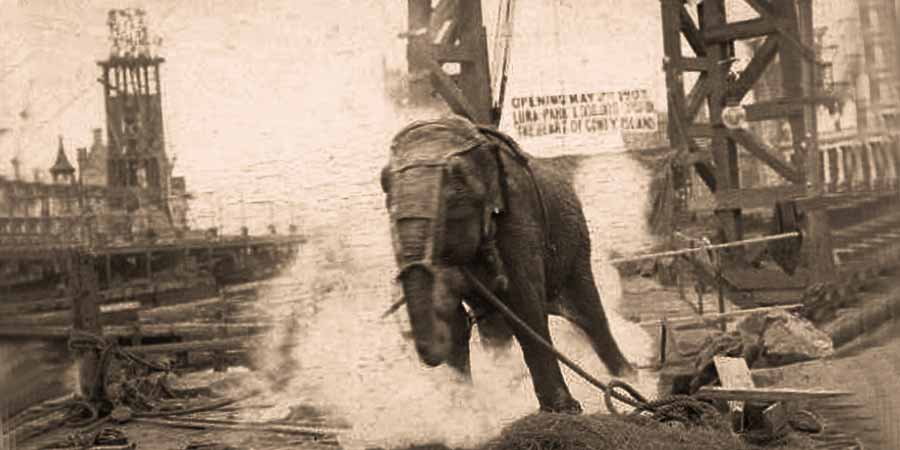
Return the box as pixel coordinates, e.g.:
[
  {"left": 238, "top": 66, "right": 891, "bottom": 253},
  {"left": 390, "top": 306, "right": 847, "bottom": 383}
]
[
  {"left": 66, "top": 330, "right": 253, "bottom": 418},
  {"left": 607, "top": 231, "right": 801, "bottom": 265},
  {"left": 462, "top": 267, "right": 728, "bottom": 430}
]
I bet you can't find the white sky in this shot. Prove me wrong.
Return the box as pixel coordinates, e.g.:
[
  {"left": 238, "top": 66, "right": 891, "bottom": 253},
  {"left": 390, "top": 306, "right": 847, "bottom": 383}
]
[{"left": 0, "top": 0, "right": 856, "bottom": 179}]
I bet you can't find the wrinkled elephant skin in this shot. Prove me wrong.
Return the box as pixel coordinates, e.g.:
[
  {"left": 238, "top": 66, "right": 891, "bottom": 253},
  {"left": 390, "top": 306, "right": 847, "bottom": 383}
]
[{"left": 381, "top": 116, "right": 635, "bottom": 414}]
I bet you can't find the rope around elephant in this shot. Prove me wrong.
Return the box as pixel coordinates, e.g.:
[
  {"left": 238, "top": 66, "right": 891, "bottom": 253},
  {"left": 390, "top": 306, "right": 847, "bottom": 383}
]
[{"left": 459, "top": 267, "right": 728, "bottom": 429}]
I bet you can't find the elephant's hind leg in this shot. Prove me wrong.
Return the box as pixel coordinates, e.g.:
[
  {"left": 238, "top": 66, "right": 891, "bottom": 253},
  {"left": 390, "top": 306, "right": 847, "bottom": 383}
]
[{"left": 560, "top": 267, "right": 635, "bottom": 378}]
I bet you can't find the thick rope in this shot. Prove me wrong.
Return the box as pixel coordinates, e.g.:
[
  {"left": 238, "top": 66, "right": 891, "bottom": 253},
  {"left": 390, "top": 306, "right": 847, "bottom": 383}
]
[
  {"left": 64, "top": 331, "right": 250, "bottom": 421},
  {"left": 461, "top": 268, "right": 727, "bottom": 429},
  {"left": 460, "top": 268, "right": 640, "bottom": 407},
  {"left": 607, "top": 231, "right": 801, "bottom": 265}
]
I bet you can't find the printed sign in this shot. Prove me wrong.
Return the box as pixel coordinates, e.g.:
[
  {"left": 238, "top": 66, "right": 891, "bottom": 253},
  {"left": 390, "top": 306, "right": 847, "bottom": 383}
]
[{"left": 509, "top": 89, "right": 658, "bottom": 138}]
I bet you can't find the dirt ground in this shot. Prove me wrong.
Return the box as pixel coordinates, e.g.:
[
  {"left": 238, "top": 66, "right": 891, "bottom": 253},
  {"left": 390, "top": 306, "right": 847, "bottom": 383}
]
[{"left": 14, "top": 273, "right": 900, "bottom": 450}]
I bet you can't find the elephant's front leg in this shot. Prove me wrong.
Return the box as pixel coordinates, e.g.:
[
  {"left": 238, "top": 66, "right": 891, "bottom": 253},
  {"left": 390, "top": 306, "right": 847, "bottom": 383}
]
[{"left": 506, "top": 265, "right": 581, "bottom": 414}]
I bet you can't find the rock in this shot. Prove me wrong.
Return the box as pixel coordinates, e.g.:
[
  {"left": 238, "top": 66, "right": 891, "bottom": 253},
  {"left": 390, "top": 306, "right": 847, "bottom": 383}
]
[{"left": 736, "top": 310, "right": 834, "bottom": 367}]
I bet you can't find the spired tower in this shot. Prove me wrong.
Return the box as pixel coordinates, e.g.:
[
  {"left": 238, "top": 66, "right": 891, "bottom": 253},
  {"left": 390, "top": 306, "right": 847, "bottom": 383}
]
[{"left": 98, "top": 9, "right": 170, "bottom": 211}]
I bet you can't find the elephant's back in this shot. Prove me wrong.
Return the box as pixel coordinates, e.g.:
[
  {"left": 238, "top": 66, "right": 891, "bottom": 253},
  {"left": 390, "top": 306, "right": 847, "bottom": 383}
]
[{"left": 528, "top": 155, "right": 594, "bottom": 290}]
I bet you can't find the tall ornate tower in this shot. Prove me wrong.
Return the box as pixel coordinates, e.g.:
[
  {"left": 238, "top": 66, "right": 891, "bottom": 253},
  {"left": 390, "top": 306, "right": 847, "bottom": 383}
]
[
  {"left": 50, "top": 136, "right": 76, "bottom": 185},
  {"left": 99, "top": 9, "right": 169, "bottom": 209}
]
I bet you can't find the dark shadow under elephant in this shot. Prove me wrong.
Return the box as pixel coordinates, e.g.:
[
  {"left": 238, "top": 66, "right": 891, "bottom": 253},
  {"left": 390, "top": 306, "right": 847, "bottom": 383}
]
[{"left": 380, "top": 115, "right": 635, "bottom": 414}]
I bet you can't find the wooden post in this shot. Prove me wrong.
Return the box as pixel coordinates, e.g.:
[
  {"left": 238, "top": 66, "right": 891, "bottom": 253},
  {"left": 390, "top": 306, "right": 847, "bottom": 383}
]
[
  {"left": 658, "top": 321, "right": 668, "bottom": 366},
  {"left": 69, "top": 251, "right": 102, "bottom": 400},
  {"left": 777, "top": 0, "right": 835, "bottom": 282},
  {"left": 105, "top": 252, "right": 112, "bottom": 288},
  {"left": 407, "top": 0, "right": 433, "bottom": 104},
  {"left": 456, "top": 0, "right": 493, "bottom": 124},
  {"left": 660, "top": 0, "right": 717, "bottom": 190},
  {"left": 703, "top": 0, "right": 744, "bottom": 246},
  {"left": 214, "top": 292, "right": 229, "bottom": 372},
  {"left": 146, "top": 250, "right": 153, "bottom": 280}
]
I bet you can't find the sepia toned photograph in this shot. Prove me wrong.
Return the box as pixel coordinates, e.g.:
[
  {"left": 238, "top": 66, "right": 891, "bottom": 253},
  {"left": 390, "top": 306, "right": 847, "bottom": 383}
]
[{"left": 1, "top": 1, "right": 899, "bottom": 449}]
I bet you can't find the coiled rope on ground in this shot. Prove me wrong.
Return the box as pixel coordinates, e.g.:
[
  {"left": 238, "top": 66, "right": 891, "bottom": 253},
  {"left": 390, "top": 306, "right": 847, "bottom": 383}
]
[
  {"left": 462, "top": 267, "right": 730, "bottom": 430},
  {"left": 603, "top": 380, "right": 728, "bottom": 430},
  {"left": 13, "top": 331, "right": 251, "bottom": 447}
]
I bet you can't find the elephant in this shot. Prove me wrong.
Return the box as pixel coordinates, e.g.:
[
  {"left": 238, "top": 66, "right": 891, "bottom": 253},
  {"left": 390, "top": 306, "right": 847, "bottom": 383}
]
[{"left": 380, "top": 115, "right": 635, "bottom": 414}]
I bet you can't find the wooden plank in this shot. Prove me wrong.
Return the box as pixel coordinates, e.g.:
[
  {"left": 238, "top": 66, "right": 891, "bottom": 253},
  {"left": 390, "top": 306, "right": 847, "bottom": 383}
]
[
  {"left": 729, "top": 128, "right": 804, "bottom": 183},
  {"left": 714, "top": 184, "right": 806, "bottom": 210},
  {"left": 679, "top": 6, "right": 706, "bottom": 57},
  {"left": 137, "top": 296, "right": 231, "bottom": 323},
  {"left": 454, "top": 0, "right": 493, "bottom": 125},
  {"left": 128, "top": 336, "right": 260, "bottom": 354},
  {"left": 409, "top": 37, "right": 480, "bottom": 122},
  {"left": 696, "top": 386, "right": 851, "bottom": 401},
  {"left": 743, "top": 0, "right": 819, "bottom": 64},
  {"left": 728, "top": 36, "right": 780, "bottom": 101},
  {"left": 679, "top": 57, "right": 710, "bottom": 72},
  {"left": 431, "top": 43, "right": 474, "bottom": 62},
  {"left": 432, "top": 19, "right": 457, "bottom": 45},
  {"left": 676, "top": 148, "right": 714, "bottom": 166},
  {"left": 688, "top": 123, "right": 716, "bottom": 138},
  {"left": 705, "top": 17, "right": 777, "bottom": 42},
  {"left": 686, "top": 74, "right": 711, "bottom": 120},
  {"left": 745, "top": 100, "right": 804, "bottom": 122},
  {"left": 0, "top": 323, "right": 272, "bottom": 339},
  {"left": 640, "top": 304, "right": 803, "bottom": 329},
  {"left": 0, "top": 279, "right": 194, "bottom": 316},
  {"left": 713, "top": 356, "right": 756, "bottom": 423}
]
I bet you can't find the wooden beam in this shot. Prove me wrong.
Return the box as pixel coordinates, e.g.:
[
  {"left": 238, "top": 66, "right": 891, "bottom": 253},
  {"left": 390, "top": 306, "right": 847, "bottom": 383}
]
[
  {"left": 431, "top": 43, "right": 475, "bottom": 62},
  {"left": 455, "top": 0, "right": 493, "bottom": 124},
  {"left": 696, "top": 386, "right": 851, "bottom": 402},
  {"left": 686, "top": 74, "right": 711, "bottom": 121},
  {"left": 676, "top": 148, "right": 714, "bottom": 166},
  {"left": 432, "top": 19, "right": 457, "bottom": 45},
  {"left": 408, "top": 40, "right": 480, "bottom": 122},
  {"left": 128, "top": 336, "right": 260, "bottom": 354},
  {"left": 745, "top": 96, "right": 836, "bottom": 122},
  {"left": 689, "top": 124, "right": 716, "bottom": 138},
  {"left": 728, "top": 36, "right": 780, "bottom": 101},
  {"left": 713, "top": 356, "right": 756, "bottom": 427},
  {"left": 639, "top": 303, "right": 802, "bottom": 328},
  {"left": 0, "top": 323, "right": 272, "bottom": 339},
  {"left": 704, "top": 0, "right": 743, "bottom": 243},
  {"left": 663, "top": 0, "right": 717, "bottom": 192},
  {"left": 705, "top": 18, "right": 778, "bottom": 42},
  {"left": 745, "top": 99, "right": 805, "bottom": 121},
  {"left": 679, "top": 57, "right": 711, "bottom": 72},
  {"left": 742, "top": 0, "right": 820, "bottom": 64},
  {"left": 679, "top": 6, "right": 707, "bottom": 57},
  {"left": 715, "top": 184, "right": 807, "bottom": 210},
  {"left": 729, "top": 128, "right": 804, "bottom": 183}
]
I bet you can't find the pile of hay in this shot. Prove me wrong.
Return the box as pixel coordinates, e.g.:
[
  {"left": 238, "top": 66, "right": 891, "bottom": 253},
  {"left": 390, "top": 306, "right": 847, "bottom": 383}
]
[{"left": 471, "top": 412, "right": 818, "bottom": 450}]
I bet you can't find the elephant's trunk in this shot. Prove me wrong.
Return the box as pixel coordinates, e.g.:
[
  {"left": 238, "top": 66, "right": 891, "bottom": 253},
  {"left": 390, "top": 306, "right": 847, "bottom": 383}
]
[{"left": 390, "top": 168, "right": 453, "bottom": 367}]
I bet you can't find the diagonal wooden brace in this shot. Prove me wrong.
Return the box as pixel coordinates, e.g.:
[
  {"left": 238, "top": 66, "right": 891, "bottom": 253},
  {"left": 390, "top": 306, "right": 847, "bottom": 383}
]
[
  {"left": 729, "top": 128, "right": 804, "bottom": 184},
  {"left": 408, "top": 39, "right": 480, "bottom": 122},
  {"left": 741, "top": 0, "right": 821, "bottom": 65},
  {"left": 727, "top": 36, "right": 779, "bottom": 101}
]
